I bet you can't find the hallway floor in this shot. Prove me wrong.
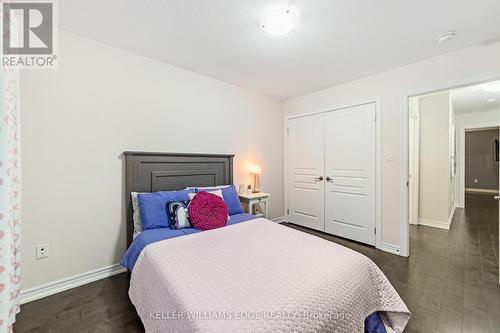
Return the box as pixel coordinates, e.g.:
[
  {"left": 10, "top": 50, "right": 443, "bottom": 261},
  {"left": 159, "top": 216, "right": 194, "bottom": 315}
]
[
  {"left": 14, "top": 195, "right": 500, "bottom": 332},
  {"left": 402, "top": 193, "right": 499, "bottom": 332}
]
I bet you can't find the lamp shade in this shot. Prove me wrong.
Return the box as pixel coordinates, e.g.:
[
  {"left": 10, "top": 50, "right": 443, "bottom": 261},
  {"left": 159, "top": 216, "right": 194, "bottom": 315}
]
[{"left": 249, "top": 164, "right": 262, "bottom": 175}]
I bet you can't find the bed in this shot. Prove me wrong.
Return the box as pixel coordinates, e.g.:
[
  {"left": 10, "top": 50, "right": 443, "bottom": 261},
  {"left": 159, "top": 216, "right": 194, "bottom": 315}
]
[{"left": 122, "top": 152, "right": 411, "bottom": 333}]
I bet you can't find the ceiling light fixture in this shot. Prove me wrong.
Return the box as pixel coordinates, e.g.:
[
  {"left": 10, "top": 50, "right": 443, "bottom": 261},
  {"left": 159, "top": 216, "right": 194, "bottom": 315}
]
[
  {"left": 481, "top": 81, "right": 500, "bottom": 93},
  {"left": 435, "top": 31, "right": 456, "bottom": 44},
  {"left": 486, "top": 98, "right": 497, "bottom": 103},
  {"left": 261, "top": 6, "right": 299, "bottom": 36}
]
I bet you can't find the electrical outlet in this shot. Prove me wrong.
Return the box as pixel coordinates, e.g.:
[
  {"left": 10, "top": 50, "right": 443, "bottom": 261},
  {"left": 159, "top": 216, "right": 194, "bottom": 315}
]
[{"left": 36, "top": 244, "right": 49, "bottom": 260}]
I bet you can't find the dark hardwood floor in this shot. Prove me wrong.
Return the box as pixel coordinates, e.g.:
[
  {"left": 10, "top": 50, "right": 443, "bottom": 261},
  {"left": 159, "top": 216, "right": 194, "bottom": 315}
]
[
  {"left": 14, "top": 272, "right": 143, "bottom": 333},
  {"left": 14, "top": 193, "right": 499, "bottom": 332}
]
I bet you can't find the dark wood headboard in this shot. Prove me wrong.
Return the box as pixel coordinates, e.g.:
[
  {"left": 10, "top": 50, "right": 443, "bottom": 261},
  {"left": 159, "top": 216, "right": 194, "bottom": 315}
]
[{"left": 124, "top": 152, "right": 234, "bottom": 245}]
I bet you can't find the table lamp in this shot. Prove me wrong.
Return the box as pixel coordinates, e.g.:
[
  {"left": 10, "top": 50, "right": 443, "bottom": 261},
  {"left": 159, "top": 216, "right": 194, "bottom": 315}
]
[{"left": 249, "top": 164, "right": 261, "bottom": 193}]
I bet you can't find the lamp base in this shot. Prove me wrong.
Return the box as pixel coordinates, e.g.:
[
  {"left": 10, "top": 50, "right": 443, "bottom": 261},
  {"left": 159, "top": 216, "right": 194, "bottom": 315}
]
[{"left": 252, "top": 173, "right": 261, "bottom": 194}]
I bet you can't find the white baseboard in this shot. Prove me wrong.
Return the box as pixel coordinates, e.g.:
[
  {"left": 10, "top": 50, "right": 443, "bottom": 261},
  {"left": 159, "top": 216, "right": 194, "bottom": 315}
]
[
  {"left": 447, "top": 205, "right": 456, "bottom": 227},
  {"left": 20, "top": 264, "right": 127, "bottom": 305},
  {"left": 465, "top": 188, "right": 499, "bottom": 194},
  {"left": 380, "top": 242, "right": 401, "bottom": 255},
  {"left": 418, "top": 218, "right": 451, "bottom": 230},
  {"left": 418, "top": 204, "right": 457, "bottom": 230},
  {"left": 271, "top": 216, "right": 286, "bottom": 223}
]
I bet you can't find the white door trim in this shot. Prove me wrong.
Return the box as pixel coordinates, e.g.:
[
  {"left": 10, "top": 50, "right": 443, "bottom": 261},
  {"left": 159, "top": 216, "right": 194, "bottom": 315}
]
[
  {"left": 400, "top": 71, "right": 500, "bottom": 258},
  {"left": 285, "top": 98, "right": 382, "bottom": 251},
  {"left": 408, "top": 100, "right": 420, "bottom": 226}
]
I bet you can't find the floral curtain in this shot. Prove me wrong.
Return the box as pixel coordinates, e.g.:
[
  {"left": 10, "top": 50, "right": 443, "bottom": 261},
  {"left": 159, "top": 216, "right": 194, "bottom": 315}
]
[{"left": 0, "top": 67, "right": 21, "bottom": 331}]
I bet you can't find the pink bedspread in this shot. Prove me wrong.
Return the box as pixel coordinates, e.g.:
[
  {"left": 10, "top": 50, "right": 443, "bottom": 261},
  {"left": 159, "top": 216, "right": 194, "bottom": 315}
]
[{"left": 129, "top": 218, "right": 410, "bottom": 332}]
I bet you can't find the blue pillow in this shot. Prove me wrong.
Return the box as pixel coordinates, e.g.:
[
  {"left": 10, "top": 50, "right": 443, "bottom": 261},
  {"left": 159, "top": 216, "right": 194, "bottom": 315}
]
[
  {"left": 195, "top": 185, "right": 244, "bottom": 215},
  {"left": 138, "top": 189, "right": 194, "bottom": 230}
]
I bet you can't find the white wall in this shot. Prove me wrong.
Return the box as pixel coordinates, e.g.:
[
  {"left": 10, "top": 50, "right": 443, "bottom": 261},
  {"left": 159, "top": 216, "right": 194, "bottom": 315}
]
[
  {"left": 418, "top": 93, "right": 451, "bottom": 225},
  {"left": 454, "top": 109, "right": 500, "bottom": 206},
  {"left": 284, "top": 41, "right": 500, "bottom": 252},
  {"left": 20, "top": 31, "right": 284, "bottom": 290}
]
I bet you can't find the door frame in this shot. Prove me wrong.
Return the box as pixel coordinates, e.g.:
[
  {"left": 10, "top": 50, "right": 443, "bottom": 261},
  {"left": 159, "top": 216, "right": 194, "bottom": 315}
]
[
  {"left": 400, "top": 71, "right": 500, "bottom": 257},
  {"left": 408, "top": 99, "right": 420, "bottom": 226},
  {"left": 284, "top": 98, "right": 382, "bottom": 250}
]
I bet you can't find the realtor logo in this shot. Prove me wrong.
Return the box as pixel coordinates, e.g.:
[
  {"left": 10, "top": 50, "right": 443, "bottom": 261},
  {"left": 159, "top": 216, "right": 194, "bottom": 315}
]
[{"left": 2, "top": 0, "right": 58, "bottom": 68}]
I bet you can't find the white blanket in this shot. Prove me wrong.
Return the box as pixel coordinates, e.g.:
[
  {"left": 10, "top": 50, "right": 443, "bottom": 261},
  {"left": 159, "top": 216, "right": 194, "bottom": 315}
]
[{"left": 130, "top": 218, "right": 410, "bottom": 332}]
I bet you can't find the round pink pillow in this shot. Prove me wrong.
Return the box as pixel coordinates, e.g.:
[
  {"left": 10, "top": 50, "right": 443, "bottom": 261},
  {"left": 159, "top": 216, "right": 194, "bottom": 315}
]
[{"left": 188, "top": 191, "right": 228, "bottom": 230}]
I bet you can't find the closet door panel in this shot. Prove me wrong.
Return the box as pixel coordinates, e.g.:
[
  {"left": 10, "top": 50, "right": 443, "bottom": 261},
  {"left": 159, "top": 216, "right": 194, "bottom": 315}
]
[
  {"left": 287, "top": 113, "right": 325, "bottom": 231},
  {"left": 324, "top": 103, "right": 376, "bottom": 245}
]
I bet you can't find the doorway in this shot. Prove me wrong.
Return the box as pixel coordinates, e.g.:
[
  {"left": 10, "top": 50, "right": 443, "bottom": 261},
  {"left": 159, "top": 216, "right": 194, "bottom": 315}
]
[
  {"left": 464, "top": 127, "right": 499, "bottom": 197},
  {"left": 406, "top": 79, "right": 500, "bottom": 283},
  {"left": 408, "top": 91, "right": 456, "bottom": 230}
]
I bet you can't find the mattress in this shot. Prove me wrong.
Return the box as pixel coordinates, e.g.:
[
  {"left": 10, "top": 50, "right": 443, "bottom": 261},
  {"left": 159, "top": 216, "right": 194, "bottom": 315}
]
[{"left": 129, "top": 218, "right": 410, "bottom": 332}]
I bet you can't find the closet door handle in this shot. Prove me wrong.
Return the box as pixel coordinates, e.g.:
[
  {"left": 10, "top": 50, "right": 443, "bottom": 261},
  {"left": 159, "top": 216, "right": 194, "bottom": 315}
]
[
  {"left": 326, "top": 177, "right": 333, "bottom": 182},
  {"left": 314, "top": 176, "right": 324, "bottom": 182}
]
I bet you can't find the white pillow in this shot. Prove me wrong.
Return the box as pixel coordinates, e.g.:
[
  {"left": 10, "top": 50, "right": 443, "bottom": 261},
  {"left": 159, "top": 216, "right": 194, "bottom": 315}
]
[
  {"left": 195, "top": 185, "right": 230, "bottom": 190},
  {"left": 187, "top": 189, "right": 223, "bottom": 201},
  {"left": 131, "top": 192, "right": 144, "bottom": 238},
  {"left": 187, "top": 189, "right": 230, "bottom": 220}
]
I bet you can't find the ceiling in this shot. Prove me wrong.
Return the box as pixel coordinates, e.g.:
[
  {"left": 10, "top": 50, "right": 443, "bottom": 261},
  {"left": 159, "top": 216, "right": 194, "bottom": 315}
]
[
  {"left": 59, "top": 0, "right": 500, "bottom": 100},
  {"left": 452, "top": 82, "right": 500, "bottom": 114}
]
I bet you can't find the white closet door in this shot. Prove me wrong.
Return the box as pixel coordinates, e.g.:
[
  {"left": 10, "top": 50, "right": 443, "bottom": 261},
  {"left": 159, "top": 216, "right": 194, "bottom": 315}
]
[
  {"left": 287, "top": 113, "right": 325, "bottom": 231},
  {"left": 324, "top": 103, "right": 376, "bottom": 245}
]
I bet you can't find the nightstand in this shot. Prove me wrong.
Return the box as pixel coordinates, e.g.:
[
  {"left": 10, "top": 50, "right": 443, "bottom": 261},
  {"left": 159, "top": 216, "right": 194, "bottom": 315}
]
[{"left": 238, "top": 192, "right": 270, "bottom": 218}]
